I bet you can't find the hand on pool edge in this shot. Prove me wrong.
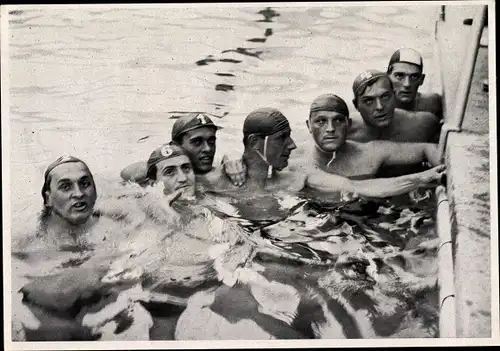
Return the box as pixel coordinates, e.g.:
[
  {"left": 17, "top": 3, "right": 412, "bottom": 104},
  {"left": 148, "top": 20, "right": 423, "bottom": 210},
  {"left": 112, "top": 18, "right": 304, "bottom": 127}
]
[{"left": 418, "top": 165, "right": 446, "bottom": 186}]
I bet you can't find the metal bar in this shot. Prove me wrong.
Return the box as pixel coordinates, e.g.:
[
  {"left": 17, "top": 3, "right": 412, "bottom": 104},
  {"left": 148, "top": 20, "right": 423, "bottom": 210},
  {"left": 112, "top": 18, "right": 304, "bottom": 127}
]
[
  {"left": 440, "top": 5, "right": 446, "bottom": 21},
  {"left": 437, "top": 5, "right": 487, "bottom": 161},
  {"left": 436, "top": 185, "right": 456, "bottom": 338}
]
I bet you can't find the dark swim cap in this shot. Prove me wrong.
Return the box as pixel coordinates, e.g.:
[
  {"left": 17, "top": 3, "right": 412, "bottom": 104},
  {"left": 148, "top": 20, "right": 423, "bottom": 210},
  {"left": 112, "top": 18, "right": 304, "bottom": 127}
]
[
  {"left": 41, "top": 155, "right": 91, "bottom": 205},
  {"left": 352, "top": 69, "right": 389, "bottom": 97},
  {"left": 388, "top": 48, "right": 423, "bottom": 71},
  {"left": 146, "top": 142, "right": 189, "bottom": 180},
  {"left": 310, "top": 94, "right": 349, "bottom": 117},
  {"left": 243, "top": 108, "right": 290, "bottom": 138},
  {"left": 171, "top": 113, "right": 222, "bottom": 141}
]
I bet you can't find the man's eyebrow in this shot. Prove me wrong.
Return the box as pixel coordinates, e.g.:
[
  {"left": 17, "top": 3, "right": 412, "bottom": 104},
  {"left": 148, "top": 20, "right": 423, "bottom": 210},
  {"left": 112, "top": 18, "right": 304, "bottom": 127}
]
[
  {"left": 57, "top": 178, "right": 71, "bottom": 184},
  {"left": 161, "top": 165, "right": 176, "bottom": 172}
]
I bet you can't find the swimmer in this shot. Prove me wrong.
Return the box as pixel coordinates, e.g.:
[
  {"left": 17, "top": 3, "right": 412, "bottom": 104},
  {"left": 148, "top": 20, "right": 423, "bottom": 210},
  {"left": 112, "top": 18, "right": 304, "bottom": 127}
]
[
  {"left": 387, "top": 48, "right": 442, "bottom": 117},
  {"left": 348, "top": 70, "right": 441, "bottom": 143},
  {"left": 120, "top": 113, "right": 247, "bottom": 187},
  {"left": 208, "top": 107, "right": 445, "bottom": 198},
  {"left": 12, "top": 155, "right": 133, "bottom": 341},
  {"left": 306, "top": 94, "right": 441, "bottom": 178},
  {"left": 15, "top": 156, "right": 115, "bottom": 250}
]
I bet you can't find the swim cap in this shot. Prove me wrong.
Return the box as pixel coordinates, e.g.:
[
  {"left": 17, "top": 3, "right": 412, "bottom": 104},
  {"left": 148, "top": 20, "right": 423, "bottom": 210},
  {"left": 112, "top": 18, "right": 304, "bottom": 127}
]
[
  {"left": 388, "top": 48, "right": 423, "bottom": 70},
  {"left": 310, "top": 94, "right": 349, "bottom": 117},
  {"left": 41, "top": 155, "right": 91, "bottom": 204},
  {"left": 171, "top": 113, "right": 222, "bottom": 141},
  {"left": 352, "top": 70, "right": 389, "bottom": 97},
  {"left": 146, "top": 142, "right": 188, "bottom": 179},
  {"left": 242, "top": 107, "right": 290, "bottom": 138}
]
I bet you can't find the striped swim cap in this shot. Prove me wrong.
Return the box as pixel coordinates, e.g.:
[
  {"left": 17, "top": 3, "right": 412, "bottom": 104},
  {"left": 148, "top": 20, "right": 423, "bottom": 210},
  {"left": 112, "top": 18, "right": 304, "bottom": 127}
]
[{"left": 388, "top": 48, "right": 423, "bottom": 70}]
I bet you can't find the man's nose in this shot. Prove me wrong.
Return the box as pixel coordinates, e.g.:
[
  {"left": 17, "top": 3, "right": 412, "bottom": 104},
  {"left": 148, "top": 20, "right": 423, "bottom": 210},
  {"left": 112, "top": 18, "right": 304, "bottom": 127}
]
[
  {"left": 288, "top": 137, "right": 297, "bottom": 150},
  {"left": 403, "top": 76, "right": 411, "bottom": 88},
  {"left": 176, "top": 169, "right": 188, "bottom": 182},
  {"left": 201, "top": 141, "right": 211, "bottom": 152},
  {"left": 71, "top": 185, "right": 84, "bottom": 198},
  {"left": 375, "top": 98, "right": 384, "bottom": 110},
  {"left": 325, "top": 120, "right": 336, "bottom": 132}
]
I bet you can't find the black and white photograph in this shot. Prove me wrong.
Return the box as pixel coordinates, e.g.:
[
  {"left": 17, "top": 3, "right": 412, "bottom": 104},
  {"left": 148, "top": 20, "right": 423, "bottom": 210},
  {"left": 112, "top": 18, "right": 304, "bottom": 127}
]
[{"left": 1, "top": 1, "right": 498, "bottom": 349}]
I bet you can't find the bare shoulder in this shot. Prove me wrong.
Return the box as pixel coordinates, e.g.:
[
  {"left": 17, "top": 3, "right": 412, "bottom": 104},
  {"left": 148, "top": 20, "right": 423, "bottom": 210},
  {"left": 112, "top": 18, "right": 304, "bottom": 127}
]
[
  {"left": 416, "top": 93, "right": 443, "bottom": 116},
  {"left": 399, "top": 109, "right": 438, "bottom": 124},
  {"left": 347, "top": 118, "right": 371, "bottom": 142},
  {"left": 196, "top": 166, "right": 234, "bottom": 191}
]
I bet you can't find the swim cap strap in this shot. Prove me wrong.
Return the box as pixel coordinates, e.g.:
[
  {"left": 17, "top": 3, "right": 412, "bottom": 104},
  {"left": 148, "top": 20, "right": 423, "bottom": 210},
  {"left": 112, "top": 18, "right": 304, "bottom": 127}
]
[
  {"left": 326, "top": 151, "right": 336, "bottom": 169},
  {"left": 252, "top": 135, "right": 274, "bottom": 179}
]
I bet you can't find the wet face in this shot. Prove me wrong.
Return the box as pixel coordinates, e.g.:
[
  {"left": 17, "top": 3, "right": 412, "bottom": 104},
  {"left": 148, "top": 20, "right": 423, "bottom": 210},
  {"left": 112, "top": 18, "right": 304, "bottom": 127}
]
[
  {"left": 388, "top": 62, "right": 424, "bottom": 104},
  {"left": 355, "top": 76, "right": 396, "bottom": 129},
  {"left": 264, "top": 127, "right": 297, "bottom": 171},
  {"left": 180, "top": 127, "right": 217, "bottom": 174},
  {"left": 155, "top": 155, "right": 196, "bottom": 199},
  {"left": 45, "top": 162, "right": 97, "bottom": 225},
  {"left": 307, "top": 111, "right": 349, "bottom": 152}
]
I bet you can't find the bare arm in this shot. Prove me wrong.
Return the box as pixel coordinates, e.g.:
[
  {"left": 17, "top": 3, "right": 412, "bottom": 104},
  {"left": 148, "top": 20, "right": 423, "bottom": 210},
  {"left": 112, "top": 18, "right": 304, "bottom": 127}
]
[
  {"left": 415, "top": 111, "right": 441, "bottom": 143},
  {"left": 305, "top": 165, "right": 445, "bottom": 198},
  {"left": 377, "top": 141, "right": 441, "bottom": 167}
]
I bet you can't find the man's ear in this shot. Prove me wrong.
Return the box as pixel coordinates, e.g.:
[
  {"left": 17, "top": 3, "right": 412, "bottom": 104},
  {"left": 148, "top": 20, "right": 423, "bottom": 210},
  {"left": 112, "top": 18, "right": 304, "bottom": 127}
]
[
  {"left": 352, "top": 98, "right": 358, "bottom": 110},
  {"left": 419, "top": 74, "right": 425, "bottom": 86},
  {"left": 306, "top": 119, "right": 311, "bottom": 132},
  {"left": 44, "top": 190, "right": 52, "bottom": 207},
  {"left": 247, "top": 134, "right": 261, "bottom": 151}
]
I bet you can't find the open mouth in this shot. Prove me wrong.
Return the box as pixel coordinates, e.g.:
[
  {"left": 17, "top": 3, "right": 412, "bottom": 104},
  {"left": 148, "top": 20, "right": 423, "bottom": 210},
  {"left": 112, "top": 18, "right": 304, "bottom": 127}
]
[
  {"left": 323, "top": 136, "right": 338, "bottom": 141},
  {"left": 72, "top": 201, "right": 88, "bottom": 211}
]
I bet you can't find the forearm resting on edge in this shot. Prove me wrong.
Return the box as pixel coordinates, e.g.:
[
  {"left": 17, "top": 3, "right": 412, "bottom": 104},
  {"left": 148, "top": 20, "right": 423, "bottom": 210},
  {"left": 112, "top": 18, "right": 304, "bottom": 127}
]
[{"left": 306, "top": 171, "right": 426, "bottom": 198}]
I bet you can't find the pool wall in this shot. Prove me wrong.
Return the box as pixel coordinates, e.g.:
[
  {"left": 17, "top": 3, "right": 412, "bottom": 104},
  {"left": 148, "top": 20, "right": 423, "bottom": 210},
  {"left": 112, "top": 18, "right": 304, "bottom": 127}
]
[{"left": 434, "top": 5, "right": 492, "bottom": 338}]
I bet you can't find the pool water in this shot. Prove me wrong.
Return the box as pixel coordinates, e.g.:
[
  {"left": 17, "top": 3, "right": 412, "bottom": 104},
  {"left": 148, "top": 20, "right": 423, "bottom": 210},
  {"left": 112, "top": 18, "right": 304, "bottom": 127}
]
[{"left": 7, "top": 4, "right": 442, "bottom": 341}]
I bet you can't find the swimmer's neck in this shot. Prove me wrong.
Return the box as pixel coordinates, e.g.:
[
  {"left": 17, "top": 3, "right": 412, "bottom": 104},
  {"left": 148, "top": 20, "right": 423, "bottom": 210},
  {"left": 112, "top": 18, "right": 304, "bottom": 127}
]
[
  {"left": 194, "top": 166, "right": 214, "bottom": 175},
  {"left": 313, "top": 141, "right": 351, "bottom": 165},
  {"left": 242, "top": 151, "right": 271, "bottom": 188},
  {"left": 45, "top": 212, "right": 96, "bottom": 240},
  {"left": 361, "top": 119, "right": 393, "bottom": 139},
  {"left": 314, "top": 141, "right": 350, "bottom": 155},
  {"left": 396, "top": 92, "right": 421, "bottom": 110},
  {"left": 396, "top": 99, "right": 417, "bottom": 111}
]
